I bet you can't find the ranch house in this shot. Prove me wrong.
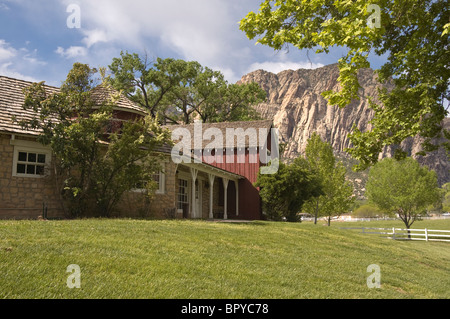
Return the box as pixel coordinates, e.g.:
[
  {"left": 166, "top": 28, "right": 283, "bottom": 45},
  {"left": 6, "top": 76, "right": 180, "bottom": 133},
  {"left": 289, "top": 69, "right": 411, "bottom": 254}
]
[{"left": 0, "top": 75, "right": 275, "bottom": 220}]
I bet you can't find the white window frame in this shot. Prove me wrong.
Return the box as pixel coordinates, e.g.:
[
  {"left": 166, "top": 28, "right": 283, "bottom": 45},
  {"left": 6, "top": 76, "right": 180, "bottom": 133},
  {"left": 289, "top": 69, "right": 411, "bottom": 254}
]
[
  {"left": 11, "top": 139, "right": 52, "bottom": 178},
  {"left": 154, "top": 169, "right": 165, "bottom": 194},
  {"left": 177, "top": 178, "right": 189, "bottom": 210},
  {"left": 131, "top": 168, "right": 165, "bottom": 194}
]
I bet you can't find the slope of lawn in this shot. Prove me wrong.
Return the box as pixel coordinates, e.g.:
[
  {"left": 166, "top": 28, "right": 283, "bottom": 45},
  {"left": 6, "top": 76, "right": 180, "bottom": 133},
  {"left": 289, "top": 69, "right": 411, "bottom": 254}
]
[{"left": 0, "top": 218, "right": 449, "bottom": 299}]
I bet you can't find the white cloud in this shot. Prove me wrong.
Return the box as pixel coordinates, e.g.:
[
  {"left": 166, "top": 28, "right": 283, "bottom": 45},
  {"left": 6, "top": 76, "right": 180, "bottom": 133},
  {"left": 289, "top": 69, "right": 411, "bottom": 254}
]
[
  {"left": 81, "top": 29, "right": 109, "bottom": 48},
  {"left": 0, "top": 39, "right": 17, "bottom": 61},
  {"left": 0, "top": 40, "right": 43, "bottom": 81},
  {"left": 56, "top": 0, "right": 323, "bottom": 82},
  {"left": 55, "top": 46, "right": 88, "bottom": 59},
  {"left": 21, "top": 48, "right": 47, "bottom": 66},
  {"left": 0, "top": 62, "right": 39, "bottom": 82},
  {"left": 211, "top": 65, "right": 239, "bottom": 84},
  {"left": 152, "top": 0, "right": 235, "bottom": 63},
  {"left": 60, "top": 0, "right": 251, "bottom": 70}
]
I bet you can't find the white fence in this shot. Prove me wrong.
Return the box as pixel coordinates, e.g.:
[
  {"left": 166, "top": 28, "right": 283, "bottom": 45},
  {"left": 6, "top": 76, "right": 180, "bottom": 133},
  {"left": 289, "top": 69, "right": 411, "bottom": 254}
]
[
  {"left": 338, "top": 215, "right": 450, "bottom": 222},
  {"left": 342, "top": 227, "right": 450, "bottom": 242},
  {"left": 303, "top": 215, "right": 450, "bottom": 223}
]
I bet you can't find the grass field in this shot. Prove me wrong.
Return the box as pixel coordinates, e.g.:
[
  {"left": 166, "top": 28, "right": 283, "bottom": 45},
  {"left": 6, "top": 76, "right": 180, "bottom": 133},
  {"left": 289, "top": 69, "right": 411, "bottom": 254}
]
[{"left": 0, "top": 218, "right": 449, "bottom": 299}]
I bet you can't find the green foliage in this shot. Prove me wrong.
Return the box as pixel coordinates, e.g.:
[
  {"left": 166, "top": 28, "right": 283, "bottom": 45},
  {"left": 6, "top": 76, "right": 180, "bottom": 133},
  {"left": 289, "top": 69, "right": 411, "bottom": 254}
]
[
  {"left": 254, "top": 157, "right": 322, "bottom": 222},
  {"left": 1, "top": 219, "right": 450, "bottom": 298},
  {"left": 441, "top": 183, "right": 450, "bottom": 213},
  {"left": 19, "top": 63, "right": 172, "bottom": 217},
  {"left": 87, "top": 118, "right": 169, "bottom": 217},
  {"left": 108, "top": 52, "right": 266, "bottom": 124},
  {"left": 302, "top": 133, "right": 354, "bottom": 225},
  {"left": 366, "top": 157, "right": 441, "bottom": 228},
  {"left": 352, "top": 204, "right": 383, "bottom": 218},
  {"left": 240, "top": 1, "right": 449, "bottom": 170}
]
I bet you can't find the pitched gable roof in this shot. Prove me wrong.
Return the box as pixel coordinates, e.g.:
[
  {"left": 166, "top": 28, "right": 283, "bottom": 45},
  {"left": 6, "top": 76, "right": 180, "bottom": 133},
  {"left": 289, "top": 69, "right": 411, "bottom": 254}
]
[
  {"left": 0, "top": 75, "right": 147, "bottom": 136},
  {"left": 90, "top": 85, "right": 147, "bottom": 116},
  {"left": 165, "top": 119, "right": 274, "bottom": 149},
  {"left": 0, "top": 75, "right": 59, "bottom": 136}
]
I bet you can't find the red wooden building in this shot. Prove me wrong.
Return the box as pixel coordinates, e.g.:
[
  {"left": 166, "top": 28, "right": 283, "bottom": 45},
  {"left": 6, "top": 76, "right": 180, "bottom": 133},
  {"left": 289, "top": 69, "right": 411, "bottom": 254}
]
[
  {"left": 166, "top": 120, "right": 275, "bottom": 220},
  {"left": 0, "top": 74, "right": 276, "bottom": 220}
]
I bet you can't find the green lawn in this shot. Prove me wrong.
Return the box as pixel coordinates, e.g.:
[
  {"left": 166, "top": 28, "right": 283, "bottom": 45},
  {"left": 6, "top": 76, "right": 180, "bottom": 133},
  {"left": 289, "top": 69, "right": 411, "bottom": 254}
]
[{"left": 0, "top": 218, "right": 449, "bottom": 299}]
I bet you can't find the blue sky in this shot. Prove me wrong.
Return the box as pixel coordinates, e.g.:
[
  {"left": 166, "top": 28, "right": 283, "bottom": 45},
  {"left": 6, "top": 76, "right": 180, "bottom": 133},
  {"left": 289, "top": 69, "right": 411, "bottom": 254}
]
[{"left": 0, "top": 0, "right": 387, "bottom": 87}]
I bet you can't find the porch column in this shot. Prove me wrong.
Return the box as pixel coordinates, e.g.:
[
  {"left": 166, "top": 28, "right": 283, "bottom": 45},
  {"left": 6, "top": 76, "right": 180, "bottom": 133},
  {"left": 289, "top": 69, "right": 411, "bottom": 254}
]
[
  {"left": 190, "top": 168, "right": 198, "bottom": 218},
  {"left": 235, "top": 180, "right": 239, "bottom": 217},
  {"left": 208, "top": 174, "right": 215, "bottom": 219},
  {"left": 222, "top": 178, "right": 229, "bottom": 220}
]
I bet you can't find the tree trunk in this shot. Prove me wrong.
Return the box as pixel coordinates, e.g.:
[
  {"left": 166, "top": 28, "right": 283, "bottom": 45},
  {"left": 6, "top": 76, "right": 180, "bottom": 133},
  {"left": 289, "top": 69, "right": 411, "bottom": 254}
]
[
  {"left": 314, "top": 198, "right": 319, "bottom": 225},
  {"left": 399, "top": 209, "right": 413, "bottom": 239}
]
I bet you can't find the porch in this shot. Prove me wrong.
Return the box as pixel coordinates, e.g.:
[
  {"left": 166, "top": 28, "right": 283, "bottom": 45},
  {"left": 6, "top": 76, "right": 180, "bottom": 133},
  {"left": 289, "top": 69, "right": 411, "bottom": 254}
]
[{"left": 175, "top": 162, "right": 242, "bottom": 220}]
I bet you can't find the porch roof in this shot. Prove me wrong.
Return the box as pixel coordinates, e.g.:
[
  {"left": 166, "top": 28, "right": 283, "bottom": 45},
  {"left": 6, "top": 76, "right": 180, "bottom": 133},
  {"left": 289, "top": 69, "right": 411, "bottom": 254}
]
[{"left": 173, "top": 153, "right": 243, "bottom": 181}]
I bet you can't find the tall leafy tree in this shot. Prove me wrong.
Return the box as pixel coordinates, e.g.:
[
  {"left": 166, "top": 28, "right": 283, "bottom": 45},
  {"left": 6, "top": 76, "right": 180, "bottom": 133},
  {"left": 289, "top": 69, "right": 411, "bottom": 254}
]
[
  {"left": 303, "top": 133, "right": 354, "bottom": 226},
  {"left": 240, "top": 1, "right": 449, "bottom": 170},
  {"left": 255, "top": 157, "right": 323, "bottom": 222},
  {"left": 207, "top": 81, "right": 266, "bottom": 123},
  {"left": 442, "top": 183, "right": 450, "bottom": 213},
  {"left": 366, "top": 157, "right": 441, "bottom": 230},
  {"left": 108, "top": 53, "right": 187, "bottom": 121},
  {"left": 18, "top": 63, "right": 171, "bottom": 217},
  {"left": 162, "top": 60, "right": 224, "bottom": 124},
  {"left": 108, "top": 52, "right": 265, "bottom": 124}
]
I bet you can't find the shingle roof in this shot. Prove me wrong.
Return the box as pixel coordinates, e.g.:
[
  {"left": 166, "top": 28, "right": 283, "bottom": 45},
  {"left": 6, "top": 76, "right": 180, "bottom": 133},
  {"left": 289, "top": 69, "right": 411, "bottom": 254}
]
[
  {"left": 0, "top": 75, "right": 147, "bottom": 136},
  {"left": 90, "top": 85, "right": 147, "bottom": 116},
  {"left": 0, "top": 76, "right": 59, "bottom": 136},
  {"left": 165, "top": 119, "right": 274, "bottom": 149},
  {"left": 1, "top": 75, "right": 272, "bottom": 153}
]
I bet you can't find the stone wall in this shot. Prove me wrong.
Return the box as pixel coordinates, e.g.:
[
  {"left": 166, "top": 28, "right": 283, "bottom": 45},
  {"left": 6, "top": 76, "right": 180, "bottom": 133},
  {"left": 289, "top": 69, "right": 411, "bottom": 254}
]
[
  {"left": 115, "top": 159, "right": 178, "bottom": 219},
  {"left": 0, "top": 134, "right": 180, "bottom": 220},
  {"left": 0, "top": 134, "right": 64, "bottom": 219},
  {"left": 0, "top": 133, "right": 247, "bottom": 220}
]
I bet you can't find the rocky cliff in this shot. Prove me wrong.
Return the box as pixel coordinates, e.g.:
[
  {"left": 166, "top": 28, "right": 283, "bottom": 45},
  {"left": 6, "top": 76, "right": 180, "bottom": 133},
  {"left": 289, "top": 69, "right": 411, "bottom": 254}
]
[{"left": 238, "top": 64, "right": 449, "bottom": 192}]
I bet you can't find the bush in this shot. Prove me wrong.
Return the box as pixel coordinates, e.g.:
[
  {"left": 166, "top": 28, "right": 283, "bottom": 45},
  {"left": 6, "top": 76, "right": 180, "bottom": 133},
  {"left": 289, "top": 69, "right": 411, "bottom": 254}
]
[{"left": 352, "top": 204, "right": 383, "bottom": 218}]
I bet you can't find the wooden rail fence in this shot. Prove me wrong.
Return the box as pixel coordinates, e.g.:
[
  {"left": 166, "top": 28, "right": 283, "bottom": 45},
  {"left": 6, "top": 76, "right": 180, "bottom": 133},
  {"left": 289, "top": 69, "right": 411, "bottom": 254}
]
[{"left": 341, "top": 227, "right": 450, "bottom": 242}]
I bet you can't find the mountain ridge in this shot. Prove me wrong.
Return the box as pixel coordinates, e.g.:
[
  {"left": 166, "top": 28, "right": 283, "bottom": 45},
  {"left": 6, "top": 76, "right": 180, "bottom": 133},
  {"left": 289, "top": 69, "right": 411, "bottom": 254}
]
[{"left": 238, "top": 64, "right": 449, "bottom": 191}]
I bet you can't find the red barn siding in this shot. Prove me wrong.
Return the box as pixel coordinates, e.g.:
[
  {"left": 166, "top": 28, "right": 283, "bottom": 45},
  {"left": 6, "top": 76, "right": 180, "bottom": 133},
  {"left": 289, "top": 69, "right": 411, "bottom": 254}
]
[
  {"left": 238, "top": 179, "right": 262, "bottom": 220},
  {"left": 202, "top": 148, "right": 264, "bottom": 220},
  {"left": 203, "top": 148, "right": 261, "bottom": 184}
]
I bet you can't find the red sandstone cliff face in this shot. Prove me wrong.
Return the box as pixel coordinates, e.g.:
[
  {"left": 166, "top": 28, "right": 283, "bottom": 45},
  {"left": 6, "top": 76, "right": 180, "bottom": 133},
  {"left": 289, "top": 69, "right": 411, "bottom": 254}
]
[{"left": 238, "top": 64, "right": 449, "bottom": 188}]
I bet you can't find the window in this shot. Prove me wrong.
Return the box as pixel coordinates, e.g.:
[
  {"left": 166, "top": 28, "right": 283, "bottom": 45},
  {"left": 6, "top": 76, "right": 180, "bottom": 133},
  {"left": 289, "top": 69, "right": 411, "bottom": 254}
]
[
  {"left": 132, "top": 170, "right": 165, "bottom": 194},
  {"left": 13, "top": 147, "right": 50, "bottom": 178},
  {"left": 177, "top": 179, "right": 189, "bottom": 210},
  {"left": 154, "top": 170, "right": 165, "bottom": 194}
]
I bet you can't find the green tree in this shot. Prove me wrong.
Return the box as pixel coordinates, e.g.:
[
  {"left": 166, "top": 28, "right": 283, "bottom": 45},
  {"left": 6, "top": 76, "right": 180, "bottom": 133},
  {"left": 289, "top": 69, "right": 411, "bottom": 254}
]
[
  {"left": 18, "top": 63, "right": 171, "bottom": 217},
  {"left": 302, "top": 133, "right": 354, "bottom": 226},
  {"left": 366, "top": 157, "right": 441, "bottom": 231},
  {"left": 255, "top": 157, "right": 322, "bottom": 222},
  {"left": 352, "top": 204, "right": 384, "bottom": 218},
  {"left": 441, "top": 183, "right": 450, "bottom": 213},
  {"left": 108, "top": 52, "right": 265, "bottom": 124},
  {"left": 240, "top": 1, "right": 449, "bottom": 170},
  {"left": 206, "top": 81, "right": 266, "bottom": 123}
]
